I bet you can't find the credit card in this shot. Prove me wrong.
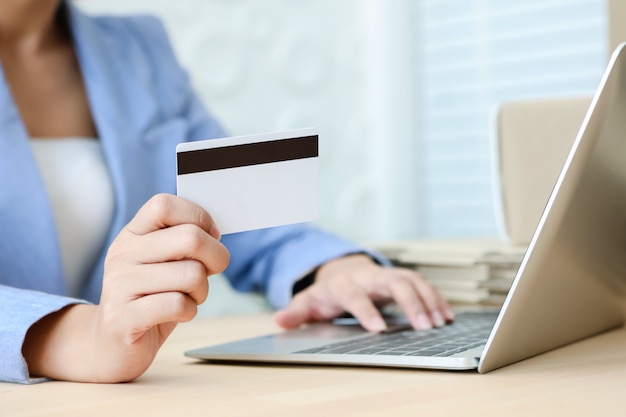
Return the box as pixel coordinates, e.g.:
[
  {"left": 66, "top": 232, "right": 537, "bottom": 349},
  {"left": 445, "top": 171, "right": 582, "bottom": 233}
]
[{"left": 176, "top": 128, "right": 318, "bottom": 234}]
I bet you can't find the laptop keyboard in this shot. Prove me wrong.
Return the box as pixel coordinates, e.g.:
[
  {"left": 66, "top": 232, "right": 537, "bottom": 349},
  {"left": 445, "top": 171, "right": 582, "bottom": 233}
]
[{"left": 294, "top": 311, "right": 497, "bottom": 357}]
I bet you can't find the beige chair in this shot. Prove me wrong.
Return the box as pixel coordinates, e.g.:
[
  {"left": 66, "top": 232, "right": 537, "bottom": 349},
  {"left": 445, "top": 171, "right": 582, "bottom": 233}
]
[{"left": 492, "top": 96, "right": 592, "bottom": 246}]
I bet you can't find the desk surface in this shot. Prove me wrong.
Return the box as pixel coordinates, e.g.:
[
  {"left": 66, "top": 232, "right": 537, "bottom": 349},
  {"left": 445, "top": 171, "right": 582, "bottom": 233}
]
[{"left": 4, "top": 313, "right": 626, "bottom": 417}]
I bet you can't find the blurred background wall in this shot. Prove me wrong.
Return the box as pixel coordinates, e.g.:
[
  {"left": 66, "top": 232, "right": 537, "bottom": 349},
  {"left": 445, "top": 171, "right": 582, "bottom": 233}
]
[{"left": 81, "top": 0, "right": 609, "bottom": 242}]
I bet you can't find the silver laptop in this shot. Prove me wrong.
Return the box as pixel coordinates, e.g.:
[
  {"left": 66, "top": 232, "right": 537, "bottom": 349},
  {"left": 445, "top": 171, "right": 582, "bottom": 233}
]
[{"left": 186, "top": 43, "right": 626, "bottom": 373}]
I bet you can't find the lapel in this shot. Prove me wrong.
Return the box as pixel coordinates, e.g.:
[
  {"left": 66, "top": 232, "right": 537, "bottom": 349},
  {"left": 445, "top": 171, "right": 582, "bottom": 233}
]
[
  {"left": 0, "top": 4, "right": 144, "bottom": 298},
  {"left": 67, "top": 4, "right": 129, "bottom": 232},
  {"left": 0, "top": 66, "right": 66, "bottom": 294},
  {"left": 67, "top": 4, "right": 167, "bottom": 300},
  {"left": 68, "top": 3, "right": 162, "bottom": 227},
  {"left": 67, "top": 5, "right": 140, "bottom": 301},
  {"left": 1, "top": 3, "right": 175, "bottom": 300}
]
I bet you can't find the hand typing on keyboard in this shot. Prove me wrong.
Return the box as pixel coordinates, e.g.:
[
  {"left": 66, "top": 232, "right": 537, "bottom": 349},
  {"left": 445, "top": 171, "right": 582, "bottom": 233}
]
[
  {"left": 274, "top": 254, "right": 454, "bottom": 333},
  {"left": 295, "top": 312, "right": 496, "bottom": 357}
]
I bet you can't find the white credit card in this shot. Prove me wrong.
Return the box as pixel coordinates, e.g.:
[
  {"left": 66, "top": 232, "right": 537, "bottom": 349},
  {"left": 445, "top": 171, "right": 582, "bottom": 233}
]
[{"left": 176, "top": 128, "right": 318, "bottom": 235}]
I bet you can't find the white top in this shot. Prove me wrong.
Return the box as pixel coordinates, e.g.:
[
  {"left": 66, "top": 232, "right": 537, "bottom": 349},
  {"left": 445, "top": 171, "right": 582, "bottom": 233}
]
[{"left": 30, "top": 138, "right": 115, "bottom": 297}]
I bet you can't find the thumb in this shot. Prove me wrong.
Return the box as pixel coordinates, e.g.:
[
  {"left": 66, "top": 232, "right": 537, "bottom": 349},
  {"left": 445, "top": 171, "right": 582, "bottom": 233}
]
[{"left": 128, "top": 194, "right": 219, "bottom": 239}]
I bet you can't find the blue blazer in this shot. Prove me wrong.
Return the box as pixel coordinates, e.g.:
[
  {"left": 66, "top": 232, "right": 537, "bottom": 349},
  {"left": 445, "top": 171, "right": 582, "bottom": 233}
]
[{"left": 0, "top": 4, "right": 370, "bottom": 383}]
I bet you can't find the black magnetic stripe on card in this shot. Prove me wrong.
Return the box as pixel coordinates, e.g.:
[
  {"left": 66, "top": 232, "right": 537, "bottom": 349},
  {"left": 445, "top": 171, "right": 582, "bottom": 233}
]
[{"left": 177, "top": 135, "right": 318, "bottom": 175}]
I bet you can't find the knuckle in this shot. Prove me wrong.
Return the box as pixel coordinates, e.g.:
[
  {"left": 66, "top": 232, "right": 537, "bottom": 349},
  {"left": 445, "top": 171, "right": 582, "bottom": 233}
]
[
  {"left": 341, "top": 289, "right": 368, "bottom": 308},
  {"left": 328, "top": 272, "right": 352, "bottom": 288},
  {"left": 104, "top": 245, "right": 127, "bottom": 266},
  {"left": 169, "top": 293, "right": 197, "bottom": 322},
  {"left": 387, "top": 273, "right": 406, "bottom": 285},
  {"left": 397, "top": 267, "right": 425, "bottom": 280},
  {"left": 168, "top": 292, "right": 188, "bottom": 313},
  {"left": 180, "top": 225, "right": 205, "bottom": 252},
  {"left": 181, "top": 262, "right": 209, "bottom": 298},
  {"left": 387, "top": 275, "right": 413, "bottom": 292},
  {"left": 214, "top": 245, "right": 231, "bottom": 273},
  {"left": 402, "top": 271, "right": 424, "bottom": 283},
  {"left": 149, "top": 193, "right": 175, "bottom": 218},
  {"left": 103, "top": 257, "right": 127, "bottom": 283},
  {"left": 185, "top": 259, "right": 207, "bottom": 281}
]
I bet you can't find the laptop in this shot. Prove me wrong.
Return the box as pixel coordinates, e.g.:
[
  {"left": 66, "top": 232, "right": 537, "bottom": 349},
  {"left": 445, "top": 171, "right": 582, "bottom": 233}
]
[{"left": 185, "top": 43, "right": 626, "bottom": 373}]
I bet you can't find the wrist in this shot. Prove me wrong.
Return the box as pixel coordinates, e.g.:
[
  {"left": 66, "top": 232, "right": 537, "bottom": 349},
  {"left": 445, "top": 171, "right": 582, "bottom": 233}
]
[{"left": 22, "top": 303, "right": 97, "bottom": 381}]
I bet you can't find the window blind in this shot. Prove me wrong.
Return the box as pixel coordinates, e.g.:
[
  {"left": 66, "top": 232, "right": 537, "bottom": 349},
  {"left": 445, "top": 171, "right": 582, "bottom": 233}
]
[{"left": 414, "top": 0, "right": 607, "bottom": 237}]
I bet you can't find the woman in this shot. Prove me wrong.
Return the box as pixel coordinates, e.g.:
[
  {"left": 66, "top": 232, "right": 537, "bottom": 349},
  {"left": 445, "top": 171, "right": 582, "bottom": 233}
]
[{"left": 0, "top": 0, "right": 453, "bottom": 384}]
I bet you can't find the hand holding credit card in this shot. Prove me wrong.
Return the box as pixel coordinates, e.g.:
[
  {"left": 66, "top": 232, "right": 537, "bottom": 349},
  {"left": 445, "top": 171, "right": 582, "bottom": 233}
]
[{"left": 176, "top": 128, "right": 319, "bottom": 235}]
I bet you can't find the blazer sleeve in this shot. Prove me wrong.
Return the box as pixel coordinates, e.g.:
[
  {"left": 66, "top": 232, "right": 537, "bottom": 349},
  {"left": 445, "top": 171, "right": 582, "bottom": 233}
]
[
  {"left": 0, "top": 285, "right": 88, "bottom": 384},
  {"left": 135, "top": 17, "right": 390, "bottom": 309}
]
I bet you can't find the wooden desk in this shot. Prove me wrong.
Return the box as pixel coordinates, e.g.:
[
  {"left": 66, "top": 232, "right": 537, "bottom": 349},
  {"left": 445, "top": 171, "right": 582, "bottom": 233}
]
[{"left": 4, "top": 313, "right": 626, "bottom": 417}]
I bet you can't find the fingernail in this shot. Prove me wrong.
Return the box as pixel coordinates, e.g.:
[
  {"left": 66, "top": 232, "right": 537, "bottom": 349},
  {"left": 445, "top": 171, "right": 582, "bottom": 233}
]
[
  {"left": 444, "top": 306, "right": 455, "bottom": 321},
  {"left": 416, "top": 313, "right": 432, "bottom": 330},
  {"left": 431, "top": 310, "right": 445, "bottom": 328},
  {"left": 369, "top": 317, "right": 387, "bottom": 333},
  {"left": 210, "top": 223, "right": 221, "bottom": 240}
]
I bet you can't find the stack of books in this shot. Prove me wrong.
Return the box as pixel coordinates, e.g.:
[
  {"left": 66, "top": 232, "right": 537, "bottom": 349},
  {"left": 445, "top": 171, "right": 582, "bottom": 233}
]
[{"left": 372, "top": 238, "right": 527, "bottom": 307}]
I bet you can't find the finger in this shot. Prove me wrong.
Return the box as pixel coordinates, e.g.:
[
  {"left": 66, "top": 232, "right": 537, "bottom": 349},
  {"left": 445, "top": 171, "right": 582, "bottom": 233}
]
[
  {"left": 120, "top": 260, "right": 210, "bottom": 305},
  {"left": 125, "top": 223, "right": 230, "bottom": 275},
  {"left": 329, "top": 279, "right": 387, "bottom": 332},
  {"left": 122, "top": 292, "right": 198, "bottom": 343},
  {"left": 432, "top": 287, "right": 455, "bottom": 322},
  {"left": 127, "top": 194, "right": 220, "bottom": 239},
  {"left": 387, "top": 277, "right": 434, "bottom": 330},
  {"left": 406, "top": 271, "right": 454, "bottom": 325}
]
